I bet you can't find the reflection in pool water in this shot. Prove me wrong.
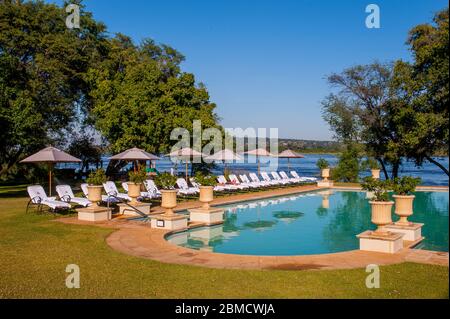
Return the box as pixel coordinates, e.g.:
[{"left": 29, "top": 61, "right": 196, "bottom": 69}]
[{"left": 166, "top": 190, "right": 449, "bottom": 256}]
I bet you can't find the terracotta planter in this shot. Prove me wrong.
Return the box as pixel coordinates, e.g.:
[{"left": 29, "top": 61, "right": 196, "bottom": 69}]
[
  {"left": 371, "top": 169, "right": 380, "bottom": 179},
  {"left": 393, "top": 195, "right": 415, "bottom": 225},
  {"left": 369, "top": 201, "right": 394, "bottom": 234},
  {"left": 321, "top": 168, "right": 330, "bottom": 181},
  {"left": 161, "top": 189, "right": 177, "bottom": 215},
  {"left": 199, "top": 186, "right": 214, "bottom": 210},
  {"left": 87, "top": 185, "right": 103, "bottom": 208},
  {"left": 127, "top": 182, "right": 142, "bottom": 205}
]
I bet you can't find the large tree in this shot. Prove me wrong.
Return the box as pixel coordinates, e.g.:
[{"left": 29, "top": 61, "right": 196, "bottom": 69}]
[
  {"left": 86, "top": 35, "right": 221, "bottom": 174},
  {"left": 322, "top": 62, "right": 402, "bottom": 179},
  {"left": 392, "top": 8, "right": 449, "bottom": 176},
  {"left": 0, "top": 0, "right": 107, "bottom": 179}
]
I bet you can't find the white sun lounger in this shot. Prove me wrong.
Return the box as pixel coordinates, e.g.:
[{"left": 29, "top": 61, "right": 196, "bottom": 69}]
[
  {"left": 279, "top": 171, "right": 301, "bottom": 183},
  {"left": 228, "top": 174, "right": 253, "bottom": 189},
  {"left": 217, "top": 175, "right": 248, "bottom": 190},
  {"left": 238, "top": 174, "right": 261, "bottom": 188},
  {"left": 26, "top": 185, "right": 71, "bottom": 213},
  {"left": 103, "top": 181, "right": 131, "bottom": 201},
  {"left": 176, "top": 178, "right": 199, "bottom": 195},
  {"left": 248, "top": 173, "right": 275, "bottom": 187},
  {"left": 290, "top": 171, "right": 318, "bottom": 182},
  {"left": 261, "top": 172, "right": 287, "bottom": 185},
  {"left": 144, "top": 179, "right": 161, "bottom": 198},
  {"left": 56, "top": 185, "right": 91, "bottom": 207},
  {"left": 271, "top": 171, "right": 293, "bottom": 184},
  {"left": 217, "top": 175, "right": 243, "bottom": 190}
]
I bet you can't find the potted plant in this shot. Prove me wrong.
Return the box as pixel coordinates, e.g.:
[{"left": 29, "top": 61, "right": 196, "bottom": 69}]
[
  {"left": 127, "top": 170, "right": 147, "bottom": 205},
  {"left": 364, "top": 158, "right": 381, "bottom": 179},
  {"left": 391, "top": 176, "right": 421, "bottom": 225},
  {"left": 194, "top": 172, "right": 218, "bottom": 210},
  {"left": 86, "top": 169, "right": 107, "bottom": 208},
  {"left": 361, "top": 177, "right": 393, "bottom": 235},
  {"left": 316, "top": 158, "right": 330, "bottom": 181},
  {"left": 154, "top": 172, "right": 178, "bottom": 215}
]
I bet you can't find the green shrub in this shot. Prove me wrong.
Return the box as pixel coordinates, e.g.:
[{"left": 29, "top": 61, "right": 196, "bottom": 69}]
[
  {"left": 332, "top": 145, "right": 362, "bottom": 182},
  {"left": 154, "top": 172, "right": 177, "bottom": 190},
  {"left": 86, "top": 169, "right": 107, "bottom": 186},
  {"left": 128, "top": 169, "right": 147, "bottom": 184},
  {"left": 361, "top": 177, "right": 391, "bottom": 202},
  {"left": 316, "top": 158, "right": 329, "bottom": 170},
  {"left": 194, "top": 172, "right": 217, "bottom": 186},
  {"left": 391, "top": 176, "right": 421, "bottom": 195}
]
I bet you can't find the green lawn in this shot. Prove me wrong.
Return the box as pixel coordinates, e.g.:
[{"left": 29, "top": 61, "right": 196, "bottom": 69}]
[{"left": 0, "top": 185, "right": 448, "bottom": 298}]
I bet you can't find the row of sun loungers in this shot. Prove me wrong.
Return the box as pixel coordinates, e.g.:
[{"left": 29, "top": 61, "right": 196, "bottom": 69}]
[{"left": 26, "top": 171, "right": 317, "bottom": 213}]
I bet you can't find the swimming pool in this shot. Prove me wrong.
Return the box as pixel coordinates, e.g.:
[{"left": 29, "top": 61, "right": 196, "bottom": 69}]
[{"left": 166, "top": 190, "right": 449, "bottom": 256}]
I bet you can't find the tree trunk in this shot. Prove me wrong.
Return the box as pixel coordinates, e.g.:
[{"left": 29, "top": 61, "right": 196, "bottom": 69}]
[
  {"left": 425, "top": 155, "right": 449, "bottom": 176},
  {"left": 106, "top": 160, "right": 127, "bottom": 178},
  {"left": 391, "top": 162, "right": 400, "bottom": 179},
  {"left": 377, "top": 158, "right": 389, "bottom": 180}
]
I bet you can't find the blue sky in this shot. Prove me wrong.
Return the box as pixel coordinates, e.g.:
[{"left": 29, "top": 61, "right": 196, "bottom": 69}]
[{"left": 52, "top": 0, "right": 447, "bottom": 140}]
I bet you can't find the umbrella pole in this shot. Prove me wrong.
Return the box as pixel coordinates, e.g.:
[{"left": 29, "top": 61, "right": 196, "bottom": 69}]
[
  {"left": 185, "top": 162, "right": 188, "bottom": 181},
  {"left": 48, "top": 163, "right": 53, "bottom": 196}
]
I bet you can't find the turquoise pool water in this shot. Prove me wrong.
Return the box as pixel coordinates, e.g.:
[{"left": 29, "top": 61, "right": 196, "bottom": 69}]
[{"left": 166, "top": 190, "right": 449, "bottom": 256}]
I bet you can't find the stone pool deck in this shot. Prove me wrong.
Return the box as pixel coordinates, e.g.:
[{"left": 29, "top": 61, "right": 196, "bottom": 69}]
[{"left": 58, "top": 184, "right": 449, "bottom": 271}]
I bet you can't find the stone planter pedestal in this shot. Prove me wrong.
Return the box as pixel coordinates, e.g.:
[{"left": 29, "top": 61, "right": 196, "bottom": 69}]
[
  {"left": 317, "top": 168, "right": 334, "bottom": 187},
  {"left": 150, "top": 214, "right": 188, "bottom": 230},
  {"left": 317, "top": 180, "right": 334, "bottom": 187},
  {"left": 188, "top": 207, "right": 225, "bottom": 225},
  {"left": 383, "top": 223, "right": 424, "bottom": 242},
  {"left": 77, "top": 206, "right": 112, "bottom": 222},
  {"left": 357, "top": 230, "right": 404, "bottom": 254}
]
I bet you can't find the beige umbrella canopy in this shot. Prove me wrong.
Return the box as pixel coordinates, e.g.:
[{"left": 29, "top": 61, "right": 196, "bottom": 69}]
[
  {"left": 167, "top": 147, "right": 205, "bottom": 180},
  {"left": 110, "top": 147, "right": 160, "bottom": 161},
  {"left": 20, "top": 146, "right": 81, "bottom": 196},
  {"left": 243, "top": 148, "right": 274, "bottom": 175},
  {"left": 206, "top": 149, "right": 242, "bottom": 173},
  {"left": 110, "top": 147, "right": 160, "bottom": 172},
  {"left": 277, "top": 149, "right": 304, "bottom": 170}
]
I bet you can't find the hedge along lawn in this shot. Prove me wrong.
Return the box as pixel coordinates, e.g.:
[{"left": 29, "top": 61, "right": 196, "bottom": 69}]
[{"left": 0, "top": 186, "right": 448, "bottom": 299}]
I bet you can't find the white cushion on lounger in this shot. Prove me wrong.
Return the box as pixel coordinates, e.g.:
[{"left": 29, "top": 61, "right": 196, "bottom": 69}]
[
  {"left": 103, "top": 181, "right": 131, "bottom": 201},
  {"left": 56, "top": 185, "right": 91, "bottom": 207}
]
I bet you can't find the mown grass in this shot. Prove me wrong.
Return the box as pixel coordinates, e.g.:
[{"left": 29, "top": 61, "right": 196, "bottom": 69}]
[{"left": 0, "top": 186, "right": 448, "bottom": 299}]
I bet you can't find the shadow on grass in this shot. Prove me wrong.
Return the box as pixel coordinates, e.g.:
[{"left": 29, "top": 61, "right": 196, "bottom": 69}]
[{"left": 0, "top": 188, "right": 27, "bottom": 198}]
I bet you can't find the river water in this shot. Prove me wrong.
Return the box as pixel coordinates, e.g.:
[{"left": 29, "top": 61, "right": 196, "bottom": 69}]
[{"left": 60, "top": 154, "right": 449, "bottom": 186}]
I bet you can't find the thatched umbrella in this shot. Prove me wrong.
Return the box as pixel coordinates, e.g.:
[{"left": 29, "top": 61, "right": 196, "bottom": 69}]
[
  {"left": 20, "top": 146, "right": 81, "bottom": 196},
  {"left": 277, "top": 149, "right": 304, "bottom": 170},
  {"left": 206, "top": 149, "right": 242, "bottom": 173},
  {"left": 167, "top": 147, "right": 205, "bottom": 180},
  {"left": 109, "top": 147, "right": 160, "bottom": 172},
  {"left": 243, "top": 148, "right": 274, "bottom": 175}
]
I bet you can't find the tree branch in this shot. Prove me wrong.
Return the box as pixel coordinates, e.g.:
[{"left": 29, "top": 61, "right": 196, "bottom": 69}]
[{"left": 425, "top": 155, "right": 449, "bottom": 176}]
